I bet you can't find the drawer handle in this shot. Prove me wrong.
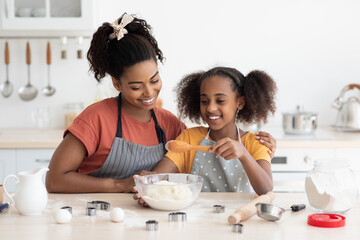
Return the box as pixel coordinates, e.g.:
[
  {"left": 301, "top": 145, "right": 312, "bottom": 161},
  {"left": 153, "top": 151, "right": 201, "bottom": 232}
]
[{"left": 35, "top": 159, "right": 51, "bottom": 163}]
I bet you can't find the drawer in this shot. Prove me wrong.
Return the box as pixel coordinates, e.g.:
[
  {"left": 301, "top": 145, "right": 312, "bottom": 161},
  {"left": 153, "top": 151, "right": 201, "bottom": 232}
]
[
  {"left": 16, "top": 149, "right": 55, "bottom": 172},
  {"left": 271, "top": 148, "right": 335, "bottom": 171},
  {"left": 272, "top": 172, "right": 307, "bottom": 193},
  {"left": 335, "top": 148, "right": 360, "bottom": 171},
  {"left": 0, "top": 150, "right": 16, "bottom": 192}
]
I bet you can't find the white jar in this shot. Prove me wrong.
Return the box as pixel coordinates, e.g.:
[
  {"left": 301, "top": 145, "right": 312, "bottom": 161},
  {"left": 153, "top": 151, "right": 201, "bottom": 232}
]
[{"left": 305, "top": 158, "right": 359, "bottom": 213}]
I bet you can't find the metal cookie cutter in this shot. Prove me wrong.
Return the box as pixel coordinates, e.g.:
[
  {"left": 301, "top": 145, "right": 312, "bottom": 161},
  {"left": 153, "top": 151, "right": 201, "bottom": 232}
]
[
  {"left": 146, "top": 220, "right": 159, "bottom": 231},
  {"left": 232, "top": 223, "right": 243, "bottom": 233},
  {"left": 168, "top": 212, "right": 187, "bottom": 222},
  {"left": 213, "top": 204, "right": 225, "bottom": 213},
  {"left": 87, "top": 201, "right": 110, "bottom": 211},
  {"left": 61, "top": 206, "right": 72, "bottom": 214},
  {"left": 86, "top": 207, "right": 96, "bottom": 216}
]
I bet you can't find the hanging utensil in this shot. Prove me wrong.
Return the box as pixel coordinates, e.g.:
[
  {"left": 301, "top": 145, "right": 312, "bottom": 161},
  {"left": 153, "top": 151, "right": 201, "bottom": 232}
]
[
  {"left": 165, "top": 140, "right": 210, "bottom": 153},
  {"left": 255, "top": 203, "right": 306, "bottom": 221},
  {"left": 18, "top": 42, "right": 38, "bottom": 101},
  {"left": 0, "top": 41, "right": 13, "bottom": 98},
  {"left": 42, "top": 41, "right": 55, "bottom": 96}
]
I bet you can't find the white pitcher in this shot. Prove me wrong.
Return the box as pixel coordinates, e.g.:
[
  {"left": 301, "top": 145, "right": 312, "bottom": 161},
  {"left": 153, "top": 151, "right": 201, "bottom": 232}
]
[{"left": 3, "top": 167, "right": 49, "bottom": 215}]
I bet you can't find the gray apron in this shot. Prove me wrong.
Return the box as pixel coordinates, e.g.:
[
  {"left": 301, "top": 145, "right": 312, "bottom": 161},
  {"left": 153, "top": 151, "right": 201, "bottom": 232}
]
[
  {"left": 90, "top": 93, "right": 166, "bottom": 179},
  {"left": 190, "top": 128, "right": 253, "bottom": 192}
]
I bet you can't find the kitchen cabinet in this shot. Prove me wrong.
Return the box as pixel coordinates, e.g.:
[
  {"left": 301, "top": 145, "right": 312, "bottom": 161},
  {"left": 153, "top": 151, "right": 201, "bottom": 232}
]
[
  {"left": 0, "top": 149, "right": 16, "bottom": 191},
  {"left": 0, "top": 149, "right": 54, "bottom": 192},
  {"left": 335, "top": 148, "right": 360, "bottom": 190},
  {"left": 271, "top": 148, "right": 336, "bottom": 192},
  {"left": 0, "top": 0, "right": 97, "bottom": 36},
  {"left": 272, "top": 146, "right": 360, "bottom": 193},
  {"left": 16, "top": 149, "right": 53, "bottom": 172}
]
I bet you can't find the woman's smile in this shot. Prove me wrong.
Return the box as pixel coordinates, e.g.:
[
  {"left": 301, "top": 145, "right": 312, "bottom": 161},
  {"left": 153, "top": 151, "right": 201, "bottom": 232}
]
[{"left": 138, "top": 95, "right": 157, "bottom": 106}]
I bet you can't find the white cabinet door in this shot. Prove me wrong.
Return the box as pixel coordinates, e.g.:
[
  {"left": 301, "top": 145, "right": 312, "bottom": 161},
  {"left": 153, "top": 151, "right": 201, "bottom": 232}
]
[
  {"left": 16, "top": 149, "right": 54, "bottom": 172},
  {"left": 335, "top": 148, "right": 360, "bottom": 192},
  {"left": 0, "top": 150, "right": 16, "bottom": 192},
  {"left": 271, "top": 148, "right": 336, "bottom": 192},
  {"left": 16, "top": 149, "right": 54, "bottom": 187},
  {"left": 272, "top": 148, "right": 336, "bottom": 171},
  {"left": 0, "top": 0, "right": 96, "bottom": 35}
]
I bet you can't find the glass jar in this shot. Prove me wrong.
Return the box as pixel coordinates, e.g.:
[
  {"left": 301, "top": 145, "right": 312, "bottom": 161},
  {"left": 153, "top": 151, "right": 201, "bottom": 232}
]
[
  {"left": 305, "top": 158, "right": 359, "bottom": 213},
  {"left": 64, "top": 102, "right": 84, "bottom": 128}
]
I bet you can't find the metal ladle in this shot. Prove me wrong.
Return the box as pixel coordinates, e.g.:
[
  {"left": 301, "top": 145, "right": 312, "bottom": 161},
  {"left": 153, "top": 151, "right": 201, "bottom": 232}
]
[
  {"left": 255, "top": 203, "right": 306, "bottom": 221},
  {"left": 0, "top": 41, "right": 13, "bottom": 98},
  {"left": 42, "top": 41, "right": 55, "bottom": 96},
  {"left": 18, "top": 42, "right": 37, "bottom": 101}
]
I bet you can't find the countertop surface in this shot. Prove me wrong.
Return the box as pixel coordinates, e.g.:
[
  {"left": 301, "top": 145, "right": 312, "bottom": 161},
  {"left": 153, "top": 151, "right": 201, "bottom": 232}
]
[
  {"left": 0, "top": 192, "right": 359, "bottom": 240},
  {"left": 0, "top": 126, "right": 359, "bottom": 149}
]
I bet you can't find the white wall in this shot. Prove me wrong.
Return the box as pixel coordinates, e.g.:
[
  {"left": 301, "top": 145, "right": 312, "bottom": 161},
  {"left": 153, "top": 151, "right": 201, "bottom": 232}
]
[{"left": 1, "top": 0, "right": 360, "bottom": 129}]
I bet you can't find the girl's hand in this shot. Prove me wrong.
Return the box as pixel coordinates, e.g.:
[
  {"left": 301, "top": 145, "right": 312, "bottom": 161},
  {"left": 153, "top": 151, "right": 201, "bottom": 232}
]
[
  {"left": 255, "top": 131, "right": 277, "bottom": 158},
  {"left": 209, "top": 137, "right": 245, "bottom": 160},
  {"left": 131, "top": 171, "right": 157, "bottom": 207}
]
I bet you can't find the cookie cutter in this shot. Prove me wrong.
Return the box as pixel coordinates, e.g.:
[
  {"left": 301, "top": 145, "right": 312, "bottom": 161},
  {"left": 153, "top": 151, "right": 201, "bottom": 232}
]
[
  {"left": 87, "top": 201, "right": 110, "bottom": 211},
  {"left": 168, "top": 212, "right": 187, "bottom": 222},
  {"left": 146, "top": 220, "right": 159, "bottom": 231},
  {"left": 213, "top": 204, "right": 225, "bottom": 213},
  {"left": 86, "top": 207, "right": 96, "bottom": 216},
  {"left": 61, "top": 206, "right": 72, "bottom": 214},
  {"left": 232, "top": 223, "right": 243, "bottom": 233}
]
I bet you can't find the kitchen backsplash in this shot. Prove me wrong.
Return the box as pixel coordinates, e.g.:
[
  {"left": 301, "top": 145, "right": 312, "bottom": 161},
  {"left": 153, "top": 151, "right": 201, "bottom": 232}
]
[
  {"left": 1, "top": 0, "right": 360, "bottom": 129},
  {"left": 0, "top": 38, "right": 111, "bottom": 129}
]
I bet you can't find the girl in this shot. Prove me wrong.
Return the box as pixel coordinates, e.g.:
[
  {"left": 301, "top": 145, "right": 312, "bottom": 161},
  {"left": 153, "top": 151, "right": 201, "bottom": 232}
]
[
  {"left": 150, "top": 67, "right": 277, "bottom": 196},
  {"left": 46, "top": 13, "right": 276, "bottom": 193}
]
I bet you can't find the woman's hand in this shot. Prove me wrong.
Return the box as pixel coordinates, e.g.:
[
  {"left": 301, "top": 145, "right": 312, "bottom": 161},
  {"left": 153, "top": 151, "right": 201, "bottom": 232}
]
[
  {"left": 117, "top": 170, "right": 155, "bottom": 193},
  {"left": 255, "top": 131, "right": 277, "bottom": 158},
  {"left": 209, "top": 137, "right": 246, "bottom": 160}
]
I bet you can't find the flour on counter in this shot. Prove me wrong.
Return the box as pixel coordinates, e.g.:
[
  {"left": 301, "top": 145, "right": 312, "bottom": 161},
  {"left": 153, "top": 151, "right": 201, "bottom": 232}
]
[{"left": 142, "top": 180, "right": 194, "bottom": 210}]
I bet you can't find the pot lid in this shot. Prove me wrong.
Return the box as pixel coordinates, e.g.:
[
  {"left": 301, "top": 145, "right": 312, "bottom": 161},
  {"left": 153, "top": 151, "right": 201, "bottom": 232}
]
[{"left": 282, "top": 105, "right": 317, "bottom": 116}]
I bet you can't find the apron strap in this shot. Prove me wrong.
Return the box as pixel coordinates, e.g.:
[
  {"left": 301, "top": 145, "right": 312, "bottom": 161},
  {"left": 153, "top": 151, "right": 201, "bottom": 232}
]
[
  {"left": 151, "top": 109, "right": 167, "bottom": 144},
  {"left": 116, "top": 92, "right": 123, "bottom": 138},
  {"left": 115, "top": 92, "right": 167, "bottom": 145}
]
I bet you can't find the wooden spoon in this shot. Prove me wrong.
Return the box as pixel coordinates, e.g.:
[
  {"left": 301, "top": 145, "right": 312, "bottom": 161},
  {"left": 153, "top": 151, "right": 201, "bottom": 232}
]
[{"left": 165, "top": 140, "right": 211, "bottom": 153}]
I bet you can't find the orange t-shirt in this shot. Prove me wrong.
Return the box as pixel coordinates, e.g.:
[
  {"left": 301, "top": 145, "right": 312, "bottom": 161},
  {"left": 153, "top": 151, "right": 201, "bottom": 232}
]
[{"left": 66, "top": 97, "right": 186, "bottom": 175}]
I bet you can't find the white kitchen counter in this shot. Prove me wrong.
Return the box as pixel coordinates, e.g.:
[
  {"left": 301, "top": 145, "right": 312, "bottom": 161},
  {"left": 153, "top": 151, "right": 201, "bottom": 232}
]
[
  {"left": 0, "top": 129, "right": 64, "bottom": 149},
  {"left": 0, "top": 192, "right": 359, "bottom": 240},
  {"left": 0, "top": 126, "right": 359, "bottom": 149},
  {"left": 263, "top": 126, "right": 360, "bottom": 148}
]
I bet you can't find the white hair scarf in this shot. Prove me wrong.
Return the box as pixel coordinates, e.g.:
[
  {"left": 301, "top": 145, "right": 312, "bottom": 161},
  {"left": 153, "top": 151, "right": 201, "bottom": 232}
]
[{"left": 109, "top": 13, "right": 134, "bottom": 40}]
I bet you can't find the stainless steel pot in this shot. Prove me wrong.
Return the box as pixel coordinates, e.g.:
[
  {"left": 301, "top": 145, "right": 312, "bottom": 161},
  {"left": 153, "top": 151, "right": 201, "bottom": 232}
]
[
  {"left": 332, "top": 84, "right": 360, "bottom": 131},
  {"left": 282, "top": 106, "right": 318, "bottom": 135}
]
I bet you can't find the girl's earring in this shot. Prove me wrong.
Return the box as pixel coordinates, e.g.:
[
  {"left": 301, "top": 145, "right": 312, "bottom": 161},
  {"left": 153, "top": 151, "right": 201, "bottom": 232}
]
[{"left": 235, "top": 109, "right": 240, "bottom": 120}]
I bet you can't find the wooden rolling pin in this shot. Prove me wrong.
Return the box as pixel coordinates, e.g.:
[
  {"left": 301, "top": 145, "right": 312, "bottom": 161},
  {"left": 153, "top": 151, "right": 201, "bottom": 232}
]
[{"left": 228, "top": 191, "right": 275, "bottom": 224}]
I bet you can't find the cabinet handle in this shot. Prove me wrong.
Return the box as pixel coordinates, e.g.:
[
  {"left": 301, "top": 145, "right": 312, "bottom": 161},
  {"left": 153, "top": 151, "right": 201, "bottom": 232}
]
[{"left": 35, "top": 159, "right": 51, "bottom": 163}]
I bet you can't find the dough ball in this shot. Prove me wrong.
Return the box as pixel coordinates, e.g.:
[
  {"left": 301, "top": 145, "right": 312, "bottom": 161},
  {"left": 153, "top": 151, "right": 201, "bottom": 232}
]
[
  {"left": 110, "top": 207, "right": 125, "bottom": 222},
  {"left": 54, "top": 209, "right": 72, "bottom": 224}
]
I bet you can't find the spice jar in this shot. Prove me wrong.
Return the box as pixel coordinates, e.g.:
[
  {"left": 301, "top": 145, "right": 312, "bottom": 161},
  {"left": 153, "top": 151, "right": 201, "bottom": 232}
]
[
  {"left": 64, "top": 102, "right": 84, "bottom": 128},
  {"left": 305, "top": 158, "right": 359, "bottom": 213}
]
